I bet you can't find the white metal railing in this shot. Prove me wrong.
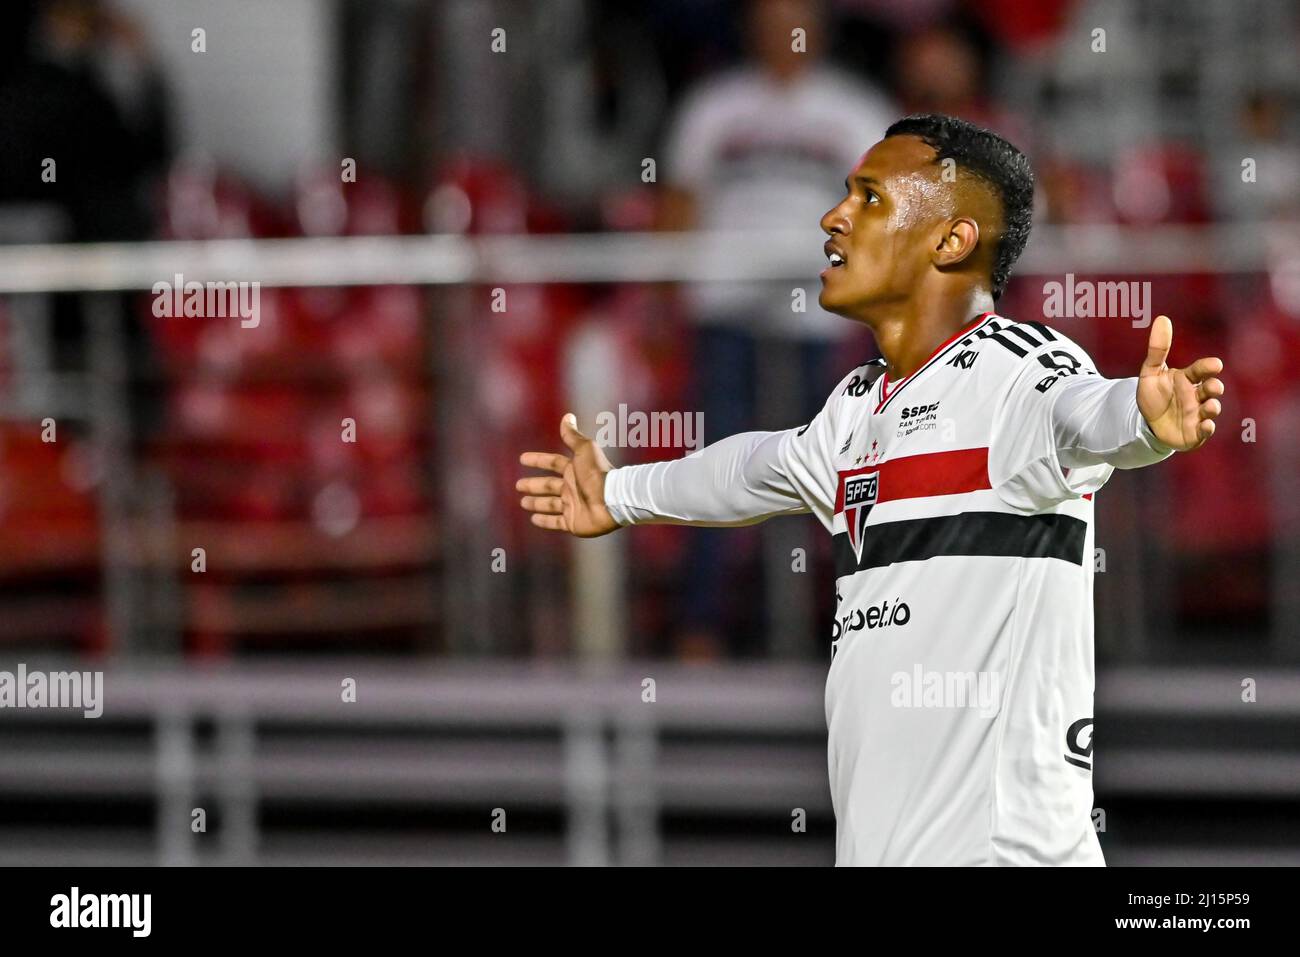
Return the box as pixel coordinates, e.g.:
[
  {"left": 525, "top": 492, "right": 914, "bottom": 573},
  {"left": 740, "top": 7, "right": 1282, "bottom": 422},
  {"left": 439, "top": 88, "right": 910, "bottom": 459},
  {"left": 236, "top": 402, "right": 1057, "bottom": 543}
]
[
  {"left": 0, "top": 663, "right": 1297, "bottom": 865},
  {"left": 0, "top": 223, "right": 1295, "bottom": 657},
  {"left": 0, "top": 223, "right": 1297, "bottom": 293}
]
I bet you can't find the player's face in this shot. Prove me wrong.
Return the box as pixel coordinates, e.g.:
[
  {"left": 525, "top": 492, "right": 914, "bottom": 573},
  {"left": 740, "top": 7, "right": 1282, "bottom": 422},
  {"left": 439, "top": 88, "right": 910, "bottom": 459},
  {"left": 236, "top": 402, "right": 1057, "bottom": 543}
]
[{"left": 818, "top": 135, "right": 950, "bottom": 318}]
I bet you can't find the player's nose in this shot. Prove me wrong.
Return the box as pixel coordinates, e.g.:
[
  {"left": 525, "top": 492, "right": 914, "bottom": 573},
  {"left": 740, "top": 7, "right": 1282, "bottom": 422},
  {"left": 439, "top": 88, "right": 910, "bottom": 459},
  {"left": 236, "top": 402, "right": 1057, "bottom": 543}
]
[{"left": 820, "top": 203, "right": 849, "bottom": 237}]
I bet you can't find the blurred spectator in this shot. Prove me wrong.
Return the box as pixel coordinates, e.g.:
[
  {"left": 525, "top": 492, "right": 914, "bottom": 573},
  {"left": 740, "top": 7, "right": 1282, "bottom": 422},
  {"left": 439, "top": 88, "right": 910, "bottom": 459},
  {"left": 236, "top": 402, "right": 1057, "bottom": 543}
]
[
  {"left": 0, "top": 0, "right": 171, "bottom": 241},
  {"left": 890, "top": 22, "right": 1019, "bottom": 140},
  {"left": 658, "top": 0, "right": 895, "bottom": 655},
  {"left": 0, "top": 0, "right": 172, "bottom": 439}
]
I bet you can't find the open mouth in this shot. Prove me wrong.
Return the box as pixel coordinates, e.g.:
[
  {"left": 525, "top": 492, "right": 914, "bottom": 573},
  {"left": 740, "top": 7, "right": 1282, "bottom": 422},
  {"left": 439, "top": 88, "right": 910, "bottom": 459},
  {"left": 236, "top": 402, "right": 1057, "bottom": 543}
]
[{"left": 824, "top": 242, "right": 846, "bottom": 268}]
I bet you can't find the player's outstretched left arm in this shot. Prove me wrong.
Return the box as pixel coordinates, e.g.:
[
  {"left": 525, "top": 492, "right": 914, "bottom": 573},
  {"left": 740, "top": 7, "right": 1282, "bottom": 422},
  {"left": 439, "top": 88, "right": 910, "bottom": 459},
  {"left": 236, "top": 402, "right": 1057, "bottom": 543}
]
[{"left": 1136, "top": 315, "right": 1225, "bottom": 451}]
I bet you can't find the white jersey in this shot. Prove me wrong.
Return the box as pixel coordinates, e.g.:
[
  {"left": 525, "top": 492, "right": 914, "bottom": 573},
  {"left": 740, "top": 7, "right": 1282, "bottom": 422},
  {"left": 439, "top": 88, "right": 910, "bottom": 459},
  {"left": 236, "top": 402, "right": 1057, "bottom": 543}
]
[
  {"left": 603, "top": 310, "right": 1174, "bottom": 865},
  {"left": 816, "top": 312, "right": 1111, "bottom": 866}
]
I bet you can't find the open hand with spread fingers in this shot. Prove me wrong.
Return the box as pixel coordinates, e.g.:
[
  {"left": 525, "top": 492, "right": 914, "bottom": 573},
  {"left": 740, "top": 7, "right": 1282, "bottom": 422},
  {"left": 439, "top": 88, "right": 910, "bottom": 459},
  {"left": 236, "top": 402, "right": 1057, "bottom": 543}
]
[
  {"left": 517, "top": 413, "right": 619, "bottom": 538},
  {"left": 1136, "top": 315, "right": 1226, "bottom": 452}
]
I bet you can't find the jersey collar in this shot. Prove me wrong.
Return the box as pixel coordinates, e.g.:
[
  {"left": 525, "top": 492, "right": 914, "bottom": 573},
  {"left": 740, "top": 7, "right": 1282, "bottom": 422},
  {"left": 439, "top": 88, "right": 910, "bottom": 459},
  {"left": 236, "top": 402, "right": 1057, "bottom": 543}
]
[{"left": 875, "top": 312, "right": 995, "bottom": 414}]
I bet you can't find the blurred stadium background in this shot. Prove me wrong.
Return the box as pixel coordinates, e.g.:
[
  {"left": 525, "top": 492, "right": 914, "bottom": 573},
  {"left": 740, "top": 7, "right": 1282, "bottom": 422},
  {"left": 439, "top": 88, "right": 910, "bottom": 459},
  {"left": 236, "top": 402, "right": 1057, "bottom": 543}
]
[{"left": 0, "top": 0, "right": 1297, "bottom": 865}]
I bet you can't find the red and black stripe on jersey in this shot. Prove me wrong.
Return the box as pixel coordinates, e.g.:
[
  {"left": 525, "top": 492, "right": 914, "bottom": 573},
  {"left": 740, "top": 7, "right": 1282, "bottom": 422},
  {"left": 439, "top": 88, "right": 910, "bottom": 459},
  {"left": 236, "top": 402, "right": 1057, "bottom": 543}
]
[{"left": 831, "top": 446, "right": 1088, "bottom": 578}]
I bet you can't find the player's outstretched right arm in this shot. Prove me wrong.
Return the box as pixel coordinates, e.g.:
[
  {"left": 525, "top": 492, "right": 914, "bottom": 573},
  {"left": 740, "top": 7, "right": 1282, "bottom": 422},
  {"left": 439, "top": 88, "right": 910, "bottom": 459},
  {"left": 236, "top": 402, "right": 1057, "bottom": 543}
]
[
  {"left": 518, "top": 365, "right": 857, "bottom": 536},
  {"left": 518, "top": 410, "right": 830, "bottom": 536}
]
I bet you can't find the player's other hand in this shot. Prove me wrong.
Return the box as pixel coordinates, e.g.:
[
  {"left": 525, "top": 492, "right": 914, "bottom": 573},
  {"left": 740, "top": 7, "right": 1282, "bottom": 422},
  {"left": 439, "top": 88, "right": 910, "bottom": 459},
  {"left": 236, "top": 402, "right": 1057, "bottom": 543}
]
[
  {"left": 1136, "top": 315, "right": 1225, "bottom": 452},
  {"left": 517, "top": 414, "right": 618, "bottom": 537}
]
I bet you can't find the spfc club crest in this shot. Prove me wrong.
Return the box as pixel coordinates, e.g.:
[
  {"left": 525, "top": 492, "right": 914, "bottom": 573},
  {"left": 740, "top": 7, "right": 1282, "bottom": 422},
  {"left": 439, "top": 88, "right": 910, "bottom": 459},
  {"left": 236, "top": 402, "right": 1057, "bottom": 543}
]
[{"left": 842, "top": 471, "right": 878, "bottom": 561}]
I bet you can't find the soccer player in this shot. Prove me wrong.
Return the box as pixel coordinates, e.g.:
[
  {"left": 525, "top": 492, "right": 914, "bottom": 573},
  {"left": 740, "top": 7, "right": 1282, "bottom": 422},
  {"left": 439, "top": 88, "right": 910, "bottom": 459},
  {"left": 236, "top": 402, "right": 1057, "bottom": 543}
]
[{"left": 516, "top": 114, "right": 1226, "bottom": 866}]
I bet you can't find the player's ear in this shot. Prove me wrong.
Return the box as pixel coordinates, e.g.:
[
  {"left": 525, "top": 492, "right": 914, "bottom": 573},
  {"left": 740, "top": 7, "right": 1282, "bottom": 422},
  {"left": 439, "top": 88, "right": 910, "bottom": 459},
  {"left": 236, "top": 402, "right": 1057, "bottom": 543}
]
[{"left": 932, "top": 217, "right": 980, "bottom": 268}]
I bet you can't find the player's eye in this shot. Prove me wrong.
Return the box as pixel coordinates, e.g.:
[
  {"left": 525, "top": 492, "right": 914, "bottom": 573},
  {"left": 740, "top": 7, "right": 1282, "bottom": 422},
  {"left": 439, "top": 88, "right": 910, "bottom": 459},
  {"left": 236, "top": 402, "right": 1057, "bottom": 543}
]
[{"left": 865, "top": 191, "right": 880, "bottom": 205}]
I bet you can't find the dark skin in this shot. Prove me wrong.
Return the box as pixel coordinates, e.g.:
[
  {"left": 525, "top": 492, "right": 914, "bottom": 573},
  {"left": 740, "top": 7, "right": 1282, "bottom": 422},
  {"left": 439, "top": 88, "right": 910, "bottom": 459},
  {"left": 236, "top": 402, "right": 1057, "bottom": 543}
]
[
  {"left": 817, "top": 134, "right": 999, "bottom": 382},
  {"left": 517, "top": 134, "right": 1226, "bottom": 537}
]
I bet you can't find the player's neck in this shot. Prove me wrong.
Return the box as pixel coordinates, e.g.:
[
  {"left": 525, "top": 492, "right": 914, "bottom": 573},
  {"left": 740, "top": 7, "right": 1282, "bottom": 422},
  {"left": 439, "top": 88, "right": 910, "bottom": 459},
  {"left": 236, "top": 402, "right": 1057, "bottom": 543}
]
[{"left": 867, "top": 289, "right": 995, "bottom": 381}]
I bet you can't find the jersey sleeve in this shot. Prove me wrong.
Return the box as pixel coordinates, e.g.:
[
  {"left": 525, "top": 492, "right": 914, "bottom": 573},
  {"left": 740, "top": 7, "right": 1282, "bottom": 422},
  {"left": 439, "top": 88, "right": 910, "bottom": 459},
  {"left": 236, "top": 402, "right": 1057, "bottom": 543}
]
[
  {"left": 603, "top": 369, "right": 850, "bottom": 531},
  {"left": 768, "top": 373, "right": 847, "bottom": 531},
  {"left": 1052, "top": 374, "right": 1176, "bottom": 471},
  {"left": 988, "top": 335, "right": 1117, "bottom": 510}
]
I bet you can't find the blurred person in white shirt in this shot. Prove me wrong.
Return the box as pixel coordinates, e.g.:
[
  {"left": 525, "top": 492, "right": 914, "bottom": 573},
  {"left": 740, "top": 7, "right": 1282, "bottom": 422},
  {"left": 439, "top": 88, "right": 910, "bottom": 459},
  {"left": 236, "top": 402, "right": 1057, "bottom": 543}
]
[{"left": 657, "top": 0, "right": 895, "bottom": 655}]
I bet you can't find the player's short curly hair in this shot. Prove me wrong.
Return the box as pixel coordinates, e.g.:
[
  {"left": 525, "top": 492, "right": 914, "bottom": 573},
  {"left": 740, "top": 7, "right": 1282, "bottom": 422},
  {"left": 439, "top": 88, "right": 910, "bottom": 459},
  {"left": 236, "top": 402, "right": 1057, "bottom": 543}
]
[{"left": 884, "top": 113, "right": 1034, "bottom": 301}]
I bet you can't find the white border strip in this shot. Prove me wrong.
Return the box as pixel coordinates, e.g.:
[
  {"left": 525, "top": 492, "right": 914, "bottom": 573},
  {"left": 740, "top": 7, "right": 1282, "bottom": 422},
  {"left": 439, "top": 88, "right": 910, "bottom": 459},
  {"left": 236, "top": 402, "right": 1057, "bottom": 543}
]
[{"left": 0, "top": 223, "right": 1294, "bottom": 292}]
